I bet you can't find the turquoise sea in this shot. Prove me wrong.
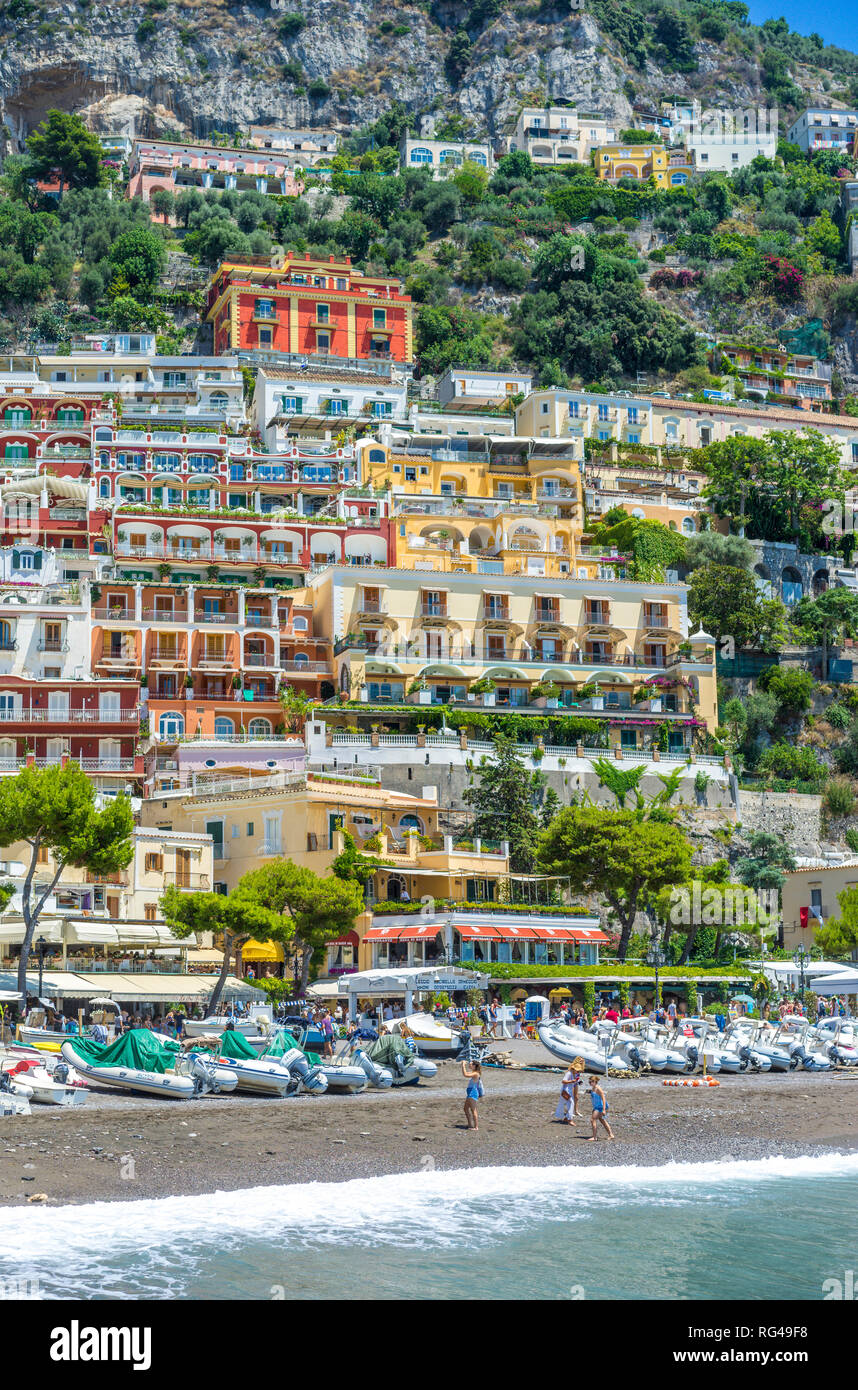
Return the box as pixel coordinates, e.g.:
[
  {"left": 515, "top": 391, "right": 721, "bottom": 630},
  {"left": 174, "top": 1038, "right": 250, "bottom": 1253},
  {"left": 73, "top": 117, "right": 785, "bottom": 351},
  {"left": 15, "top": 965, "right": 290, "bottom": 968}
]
[{"left": 2, "top": 1154, "right": 857, "bottom": 1300}]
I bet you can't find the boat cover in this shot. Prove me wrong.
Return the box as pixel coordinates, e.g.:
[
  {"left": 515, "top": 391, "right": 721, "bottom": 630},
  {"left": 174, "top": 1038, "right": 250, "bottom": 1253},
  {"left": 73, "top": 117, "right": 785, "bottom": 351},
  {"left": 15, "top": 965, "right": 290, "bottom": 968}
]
[
  {"left": 218, "top": 1030, "right": 259, "bottom": 1060},
  {"left": 261, "top": 1028, "right": 321, "bottom": 1066},
  {"left": 70, "top": 1028, "right": 180, "bottom": 1073},
  {"left": 365, "top": 1034, "right": 414, "bottom": 1068}
]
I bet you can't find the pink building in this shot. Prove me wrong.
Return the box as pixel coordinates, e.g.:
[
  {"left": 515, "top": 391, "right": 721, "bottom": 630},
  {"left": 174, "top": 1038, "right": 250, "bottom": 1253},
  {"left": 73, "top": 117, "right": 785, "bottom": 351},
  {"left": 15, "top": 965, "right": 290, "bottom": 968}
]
[{"left": 128, "top": 139, "right": 305, "bottom": 207}]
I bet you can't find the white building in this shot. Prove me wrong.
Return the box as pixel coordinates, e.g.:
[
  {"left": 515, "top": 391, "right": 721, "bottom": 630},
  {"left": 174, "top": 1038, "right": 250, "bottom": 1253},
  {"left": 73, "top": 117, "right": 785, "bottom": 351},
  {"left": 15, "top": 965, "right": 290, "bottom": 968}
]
[
  {"left": 437, "top": 368, "right": 533, "bottom": 409},
  {"left": 787, "top": 109, "right": 858, "bottom": 153},
  {"left": 253, "top": 366, "right": 409, "bottom": 451},
  {"left": 507, "top": 107, "right": 615, "bottom": 165},
  {"left": 248, "top": 127, "right": 339, "bottom": 161},
  {"left": 0, "top": 575, "right": 90, "bottom": 682},
  {"left": 670, "top": 100, "right": 777, "bottom": 172},
  {"left": 400, "top": 137, "right": 494, "bottom": 177}
]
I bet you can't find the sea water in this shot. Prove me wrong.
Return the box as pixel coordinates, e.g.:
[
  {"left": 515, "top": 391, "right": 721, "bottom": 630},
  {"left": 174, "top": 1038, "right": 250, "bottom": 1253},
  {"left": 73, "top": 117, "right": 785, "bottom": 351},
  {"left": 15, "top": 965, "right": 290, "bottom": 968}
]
[{"left": 2, "top": 1154, "right": 857, "bottom": 1300}]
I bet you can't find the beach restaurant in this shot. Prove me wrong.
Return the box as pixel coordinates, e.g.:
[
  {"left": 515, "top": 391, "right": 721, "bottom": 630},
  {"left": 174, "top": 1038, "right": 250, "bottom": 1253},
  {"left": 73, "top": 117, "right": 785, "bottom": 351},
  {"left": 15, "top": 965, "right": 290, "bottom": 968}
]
[
  {"left": 0, "top": 968, "right": 263, "bottom": 1015},
  {"left": 338, "top": 965, "right": 491, "bottom": 1021},
  {"left": 362, "top": 910, "right": 609, "bottom": 969}
]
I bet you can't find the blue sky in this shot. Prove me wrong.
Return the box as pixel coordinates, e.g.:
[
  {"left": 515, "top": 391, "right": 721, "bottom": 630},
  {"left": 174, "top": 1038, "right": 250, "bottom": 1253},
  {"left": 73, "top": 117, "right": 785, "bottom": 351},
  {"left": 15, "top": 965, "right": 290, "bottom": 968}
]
[{"left": 745, "top": 3, "right": 858, "bottom": 54}]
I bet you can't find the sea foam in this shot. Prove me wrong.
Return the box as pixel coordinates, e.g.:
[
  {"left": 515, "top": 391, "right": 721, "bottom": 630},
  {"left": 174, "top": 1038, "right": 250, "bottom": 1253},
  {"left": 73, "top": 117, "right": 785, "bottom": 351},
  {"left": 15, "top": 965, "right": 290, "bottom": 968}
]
[{"left": 2, "top": 1151, "right": 857, "bottom": 1267}]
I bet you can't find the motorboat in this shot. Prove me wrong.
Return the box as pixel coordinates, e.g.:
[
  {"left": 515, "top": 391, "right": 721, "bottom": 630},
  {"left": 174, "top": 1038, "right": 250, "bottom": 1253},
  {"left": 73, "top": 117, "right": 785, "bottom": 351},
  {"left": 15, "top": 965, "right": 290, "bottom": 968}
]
[
  {"left": 603, "top": 1019, "right": 691, "bottom": 1073},
  {"left": 668, "top": 1019, "right": 741, "bottom": 1074},
  {"left": 720, "top": 1020, "right": 773, "bottom": 1071},
  {"left": 183, "top": 1003, "right": 275, "bottom": 1043},
  {"left": 359, "top": 1033, "right": 436, "bottom": 1085},
  {"left": 537, "top": 1020, "right": 628, "bottom": 1073},
  {"left": 268, "top": 1026, "right": 366, "bottom": 1094},
  {"left": 812, "top": 1018, "right": 858, "bottom": 1066},
  {"left": 387, "top": 1013, "right": 463, "bottom": 1057},
  {"left": 0, "top": 1073, "right": 30, "bottom": 1115},
  {"left": 217, "top": 1029, "right": 328, "bottom": 1095},
  {"left": 1, "top": 1051, "right": 88, "bottom": 1106},
  {"left": 19, "top": 1000, "right": 121, "bottom": 1053},
  {"left": 735, "top": 1020, "right": 793, "bottom": 1072},
  {"left": 62, "top": 1028, "right": 238, "bottom": 1099},
  {"left": 772, "top": 1018, "right": 832, "bottom": 1071}
]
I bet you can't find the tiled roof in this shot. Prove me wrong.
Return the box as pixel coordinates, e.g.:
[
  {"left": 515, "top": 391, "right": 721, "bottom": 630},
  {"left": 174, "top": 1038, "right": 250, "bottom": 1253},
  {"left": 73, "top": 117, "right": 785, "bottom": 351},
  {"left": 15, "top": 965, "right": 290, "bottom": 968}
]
[{"left": 259, "top": 368, "right": 401, "bottom": 387}]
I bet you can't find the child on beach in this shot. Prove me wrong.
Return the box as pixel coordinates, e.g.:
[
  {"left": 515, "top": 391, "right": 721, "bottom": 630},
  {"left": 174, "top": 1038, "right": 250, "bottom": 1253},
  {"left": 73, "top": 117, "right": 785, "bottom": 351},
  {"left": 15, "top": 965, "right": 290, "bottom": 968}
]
[
  {"left": 462, "top": 1060, "right": 484, "bottom": 1130},
  {"left": 586, "top": 1075, "right": 614, "bottom": 1142}
]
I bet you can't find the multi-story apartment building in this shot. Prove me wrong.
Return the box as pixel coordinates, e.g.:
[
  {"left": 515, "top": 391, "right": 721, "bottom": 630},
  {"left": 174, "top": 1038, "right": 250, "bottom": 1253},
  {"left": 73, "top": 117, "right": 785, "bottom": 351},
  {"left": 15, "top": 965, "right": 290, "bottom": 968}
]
[
  {"left": 310, "top": 565, "right": 718, "bottom": 746},
  {"left": 0, "top": 826, "right": 213, "bottom": 972},
  {"left": 787, "top": 108, "right": 858, "bottom": 153},
  {"left": 399, "top": 137, "right": 494, "bottom": 177},
  {"left": 247, "top": 126, "right": 339, "bottom": 161},
  {"left": 205, "top": 253, "right": 414, "bottom": 366},
  {"left": 436, "top": 369, "right": 533, "bottom": 411},
  {"left": 596, "top": 142, "right": 694, "bottom": 188},
  {"left": 507, "top": 106, "right": 615, "bottom": 165},
  {"left": 515, "top": 389, "right": 858, "bottom": 472},
  {"left": 90, "top": 580, "right": 335, "bottom": 752},
  {"left": 709, "top": 338, "right": 833, "bottom": 409},
  {"left": 668, "top": 100, "right": 777, "bottom": 171},
  {"left": 128, "top": 138, "right": 305, "bottom": 207},
  {"left": 252, "top": 365, "right": 409, "bottom": 451},
  {"left": 583, "top": 459, "right": 708, "bottom": 534}
]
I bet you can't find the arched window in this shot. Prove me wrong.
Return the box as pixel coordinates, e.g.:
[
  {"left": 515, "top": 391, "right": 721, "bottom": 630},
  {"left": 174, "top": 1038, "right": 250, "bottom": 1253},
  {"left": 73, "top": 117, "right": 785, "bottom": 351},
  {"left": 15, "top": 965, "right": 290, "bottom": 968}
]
[
  {"left": 56, "top": 407, "right": 84, "bottom": 423},
  {"left": 292, "top": 615, "right": 308, "bottom": 630},
  {"left": 0, "top": 620, "right": 13, "bottom": 650},
  {"left": 400, "top": 814, "right": 423, "bottom": 832},
  {"left": 98, "top": 451, "right": 110, "bottom": 469},
  {"left": 439, "top": 148, "right": 462, "bottom": 165},
  {"left": 248, "top": 718, "right": 271, "bottom": 737},
  {"left": 95, "top": 428, "right": 112, "bottom": 442},
  {"left": 670, "top": 172, "right": 688, "bottom": 185},
  {"left": 782, "top": 567, "right": 803, "bottom": 605},
  {"left": 682, "top": 517, "right": 696, "bottom": 534},
  {"left": 368, "top": 449, "right": 386, "bottom": 462},
  {"left": 467, "top": 151, "right": 487, "bottom": 165},
  {"left": 293, "top": 652, "right": 309, "bottom": 665},
  {"left": 158, "top": 712, "right": 184, "bottom": 740},
  {"left": 409, "top": 147, "right": 433, "bottom": 164},
  {"left": 99, "top": 478, "right": 111, "bottom": 498},
  {"left": 214, "top": 717, "right": 234, "bottom": 737}
]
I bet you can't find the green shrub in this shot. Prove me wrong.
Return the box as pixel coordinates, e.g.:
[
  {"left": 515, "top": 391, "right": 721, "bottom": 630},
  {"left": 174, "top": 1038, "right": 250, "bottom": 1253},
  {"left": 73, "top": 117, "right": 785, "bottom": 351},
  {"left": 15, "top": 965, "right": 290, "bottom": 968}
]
[
  {"left": 826, "top": 703, "right": 851, "bottom": 730},
  {"left": 824, "top": 776, "right": 856, "bottom": 818},
  {"left": 278, "top": 12, "right": 306, "bottom": 38}
]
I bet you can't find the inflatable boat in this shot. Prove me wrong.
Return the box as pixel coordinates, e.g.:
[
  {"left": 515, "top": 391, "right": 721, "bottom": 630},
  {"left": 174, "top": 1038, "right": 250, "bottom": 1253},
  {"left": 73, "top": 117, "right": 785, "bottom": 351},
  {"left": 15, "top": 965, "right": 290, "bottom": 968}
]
[
  {"left": 359, "top": 1033, "right": 437, "bottom": 1086},
  {"left": 218, "top": 1029, "right": 328, "bottom": 1095},
  {"left": 537, "top": 1020, "right": 628, "bottom": 1073},
  {"left": 388, "top": 1013, "right": 463, "bottom": 1057},
  {"left": 62, "top": 1029, "right": 237, "bottom": 1099},
  {"left": 270, "top": 1026, "right": 367, "bottom": 1093}
]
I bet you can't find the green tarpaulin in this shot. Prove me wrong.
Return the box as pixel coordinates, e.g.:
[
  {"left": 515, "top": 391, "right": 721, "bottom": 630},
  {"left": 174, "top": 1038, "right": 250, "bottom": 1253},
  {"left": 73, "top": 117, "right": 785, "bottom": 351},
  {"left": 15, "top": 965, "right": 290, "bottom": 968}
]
[
  {"left": 261, "top": 1028, "right": 321, "bottom": 1066},
  {"left": 218, "top": 1029, "right": 258, "bottom": 1060},
  {"left": 365, "top": 1034, "right": 414, "bottom": 1069},
  {"left": 69, "top": 1028, "right": 180, "bottom": 1074}
]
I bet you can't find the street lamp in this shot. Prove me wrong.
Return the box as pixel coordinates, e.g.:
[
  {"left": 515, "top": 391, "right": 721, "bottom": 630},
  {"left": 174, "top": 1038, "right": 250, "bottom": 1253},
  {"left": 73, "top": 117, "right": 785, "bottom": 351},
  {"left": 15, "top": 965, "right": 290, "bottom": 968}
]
[
  {"left": 36, "top": 935, "right": 46, "bottom": 997},
  {"left": 646, "top": 937, "right": 666, "bottom": 1013},
  {"left": 793, "top": 945, "right": 810, "bottom": 1006}
]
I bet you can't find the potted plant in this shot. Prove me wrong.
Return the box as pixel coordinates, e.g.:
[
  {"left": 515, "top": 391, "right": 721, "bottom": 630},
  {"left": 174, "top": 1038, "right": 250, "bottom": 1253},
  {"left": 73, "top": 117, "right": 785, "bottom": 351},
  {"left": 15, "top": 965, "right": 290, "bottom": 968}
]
[
  {"left": 408, "top": 678, "right": 432, "bottom": 705},
  {"left": 531, "top": 679, "right": 561, "bottom": 709},
  {"left": 470, "top": 676, "right": 496, "bottom": 706}
]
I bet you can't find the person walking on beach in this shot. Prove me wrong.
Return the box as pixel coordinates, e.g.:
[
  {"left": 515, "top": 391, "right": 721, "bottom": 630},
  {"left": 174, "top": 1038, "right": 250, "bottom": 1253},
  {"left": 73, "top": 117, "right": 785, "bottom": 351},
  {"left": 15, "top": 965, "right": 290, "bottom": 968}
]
[
  {"left": 554, "top": 1064, "right": 582, "bottom": 1124},
  {"left": 586, "top": 1075, "right": 614, "bottom": 1142},
  {"left": 462, "top": 1060, "right": 484, "bottom": 1130}
]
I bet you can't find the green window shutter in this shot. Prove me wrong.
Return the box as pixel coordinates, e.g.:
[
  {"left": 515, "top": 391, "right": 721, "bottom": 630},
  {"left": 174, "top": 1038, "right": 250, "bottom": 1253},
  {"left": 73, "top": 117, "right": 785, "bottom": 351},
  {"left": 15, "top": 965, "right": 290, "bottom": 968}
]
[
  {"left": 33, "top": 550, "right": 42, "bottom": 570},
  {"left": 11, "top": 552, "right": 19, "bottom": 570}
]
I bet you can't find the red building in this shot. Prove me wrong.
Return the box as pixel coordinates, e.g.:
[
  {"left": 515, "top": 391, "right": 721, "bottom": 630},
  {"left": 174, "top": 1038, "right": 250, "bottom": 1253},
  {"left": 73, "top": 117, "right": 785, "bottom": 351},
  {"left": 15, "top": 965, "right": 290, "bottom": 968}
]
[
  {"left": 205, "top": 253, "right": 413, "bottom": 366},
  {"left": 0, "top": 678, "right": 142, "bottom": 789}
]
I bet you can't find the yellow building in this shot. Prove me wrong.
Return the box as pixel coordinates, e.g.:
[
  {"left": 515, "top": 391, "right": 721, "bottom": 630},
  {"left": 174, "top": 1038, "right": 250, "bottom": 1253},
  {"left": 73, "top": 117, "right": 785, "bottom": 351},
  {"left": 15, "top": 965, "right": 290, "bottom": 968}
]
[
  {"left": 596, "top": 142, "right": 694, "bottom": 188},
  {"left": 0, "top": 827, "right": 214, "bottom": 972},
  {"left": 515, "top": 388, "right": 858, "bottom": 470},
  {"left": 583, "top": 458, "right": 710, "bottom": 535},
  {"left": 780, "top": 858, "right": 858, "bottom": 952},
  {"left": 309, "top": 564, "right": 718, "bottom": 740}
]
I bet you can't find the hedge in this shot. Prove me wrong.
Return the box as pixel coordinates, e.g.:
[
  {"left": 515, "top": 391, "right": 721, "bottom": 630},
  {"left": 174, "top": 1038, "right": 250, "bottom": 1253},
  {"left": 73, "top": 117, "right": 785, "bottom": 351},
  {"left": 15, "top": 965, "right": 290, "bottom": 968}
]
[{"left": 454, "top": 961, "right": 750, "bottom": 980}]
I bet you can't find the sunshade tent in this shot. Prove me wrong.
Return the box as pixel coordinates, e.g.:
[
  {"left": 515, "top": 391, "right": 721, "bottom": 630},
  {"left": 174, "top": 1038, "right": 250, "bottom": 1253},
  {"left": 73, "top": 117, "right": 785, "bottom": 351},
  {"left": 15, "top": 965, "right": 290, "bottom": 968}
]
[
  {"left": 549, "top": 987, "right": 573, "bottom": 997},
  {"left": 241, "top": 940, "right": 285, "bottom": 962}
]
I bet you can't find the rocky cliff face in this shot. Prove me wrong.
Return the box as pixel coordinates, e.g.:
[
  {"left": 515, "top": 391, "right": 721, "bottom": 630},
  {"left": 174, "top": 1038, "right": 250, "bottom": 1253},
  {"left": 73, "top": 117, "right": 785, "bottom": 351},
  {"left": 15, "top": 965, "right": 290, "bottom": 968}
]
[{"left": 0, "top": 0, "right": 836, "bottom": 148}]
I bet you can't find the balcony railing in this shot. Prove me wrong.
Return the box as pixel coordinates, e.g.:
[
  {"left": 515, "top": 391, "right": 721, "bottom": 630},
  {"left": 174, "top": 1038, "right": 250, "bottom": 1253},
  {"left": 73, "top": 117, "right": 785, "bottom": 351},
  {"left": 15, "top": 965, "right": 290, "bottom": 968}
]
[
  {"left": 37, "top": 640, "right": 69, "bottom": 652},
  {"left": 279, "top": 659, "right": 328, "bottom": 673},
  {"left": 162, "top": 872, "right": 211, "bottom": 889},
  {"left": 0, "top": 708, "right": 138, "bottom": 723},
  {"left": 243, "top": 652, "right": 276, "bottom": 667}
]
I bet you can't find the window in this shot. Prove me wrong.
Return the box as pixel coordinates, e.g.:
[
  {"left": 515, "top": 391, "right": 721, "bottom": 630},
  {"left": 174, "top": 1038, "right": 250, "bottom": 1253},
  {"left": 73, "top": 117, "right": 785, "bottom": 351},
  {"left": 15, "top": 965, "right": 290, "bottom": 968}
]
[
  {"left": 280, "top": 395, "right": 303, "bottom": 414},
  {"left": 145, "top": 853, "right": 163, "bottom": 872},
  {"left": 373, "top": 309, "right": 386, "bottom": 328},
  {"left": 158, "top": 712, "right": 184, "bottom": 739},
  {"left": 316, "top": 333, "right": 330, "bottom": 351},
  {"left": 247, "top": 822, "right": 255, "bottom": 836},
  {"left": 410, "top": 147, "right": 433, "bottom": 163},
  {"left": 214, "top": 717, "right": 234, "bottom": 737}
]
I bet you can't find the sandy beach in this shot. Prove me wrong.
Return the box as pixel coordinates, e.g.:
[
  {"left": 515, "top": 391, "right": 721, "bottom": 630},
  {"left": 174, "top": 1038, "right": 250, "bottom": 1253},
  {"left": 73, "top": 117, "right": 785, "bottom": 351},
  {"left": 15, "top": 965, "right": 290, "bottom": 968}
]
[{"left": 3, "top": 1064, "right": 858, "bottom": 1206}]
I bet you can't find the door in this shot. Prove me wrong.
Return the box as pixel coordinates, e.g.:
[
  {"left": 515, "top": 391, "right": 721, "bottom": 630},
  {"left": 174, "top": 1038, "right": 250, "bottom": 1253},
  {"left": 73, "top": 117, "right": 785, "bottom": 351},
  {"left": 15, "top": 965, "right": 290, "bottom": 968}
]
[
  {"left": 205, "top": 819, "right": 224, "bottom": 860},
  {"left": 176, "top": 849, "right": 192, "bottom": 887},
  {"left": 48, "top": 691, "right": 69, "bottom": 717},
  {"left": 99, "top": 691, "right": 121, "bottom": 717}
]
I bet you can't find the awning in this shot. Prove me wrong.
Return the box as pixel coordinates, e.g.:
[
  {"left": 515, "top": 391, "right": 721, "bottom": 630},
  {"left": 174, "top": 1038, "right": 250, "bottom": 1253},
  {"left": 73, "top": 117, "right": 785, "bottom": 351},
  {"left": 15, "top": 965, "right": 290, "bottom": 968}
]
[
  {"left": 64, "top": 924, "right": 120, "bottom": 945},
  {"left": 363, "top": 923, "right": 441, "bottom": 941},
  {"left": 0, "top": 921, "right": 63, "bottom": 944},
  {"left": 186, "top": 948, "right": 225, "bottom": 965},
  {"left": 242, "top": 939, "right": 285, "bottom": 962},
  {"left": 528, "top": 925, "right": 610, "bottom": 942}
]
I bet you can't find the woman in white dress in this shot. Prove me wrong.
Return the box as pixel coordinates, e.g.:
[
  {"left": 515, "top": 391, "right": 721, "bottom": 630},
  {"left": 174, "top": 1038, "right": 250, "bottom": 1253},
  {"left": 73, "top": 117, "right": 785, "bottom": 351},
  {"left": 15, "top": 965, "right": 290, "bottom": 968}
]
[{"left": 553, "top": 1065, "right": 582, "bottom": 1124}]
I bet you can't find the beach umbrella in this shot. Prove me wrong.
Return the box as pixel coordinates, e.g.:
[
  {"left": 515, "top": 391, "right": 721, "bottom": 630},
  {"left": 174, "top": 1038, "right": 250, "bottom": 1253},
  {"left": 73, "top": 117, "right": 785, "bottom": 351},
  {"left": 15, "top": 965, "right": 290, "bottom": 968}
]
[{"left": 549, "top": 987, "right": 573, "bottom": 997}]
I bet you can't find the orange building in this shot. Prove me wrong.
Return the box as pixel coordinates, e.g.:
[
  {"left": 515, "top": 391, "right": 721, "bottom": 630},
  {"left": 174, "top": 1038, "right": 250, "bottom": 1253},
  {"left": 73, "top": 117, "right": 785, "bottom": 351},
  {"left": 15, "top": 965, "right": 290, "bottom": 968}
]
[{"left": 205, "top": 253, "right": 413, "bottom": 365}]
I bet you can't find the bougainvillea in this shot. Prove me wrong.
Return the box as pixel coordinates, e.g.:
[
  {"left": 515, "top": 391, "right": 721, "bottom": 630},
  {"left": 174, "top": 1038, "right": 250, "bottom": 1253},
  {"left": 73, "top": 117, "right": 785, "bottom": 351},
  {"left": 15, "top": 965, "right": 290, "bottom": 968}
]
[{"left": 761, "top": 255, "right": 804, "bottom": 300}]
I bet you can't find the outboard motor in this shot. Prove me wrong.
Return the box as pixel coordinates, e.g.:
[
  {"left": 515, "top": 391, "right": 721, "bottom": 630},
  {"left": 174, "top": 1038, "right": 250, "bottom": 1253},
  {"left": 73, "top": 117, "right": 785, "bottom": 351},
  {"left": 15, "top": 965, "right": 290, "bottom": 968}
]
[
  {"left": 279, "top": 1046, "right": 328, "bottom": 1094},
  {"left": 737, "top": 1044, "right": 753, "bottom": 1071},
  {"left": 626, "top": 1045, "right": 643, "bottom": 1071},
  {"left": 53, "top": 1062, "right": 70, "bottom": 1084},
  {"left": 352, "top": 1048, "right": 393, "bottom": 1089},
  {"left": 685, "top": 1045, "right": 699, "bottom": 1072}
]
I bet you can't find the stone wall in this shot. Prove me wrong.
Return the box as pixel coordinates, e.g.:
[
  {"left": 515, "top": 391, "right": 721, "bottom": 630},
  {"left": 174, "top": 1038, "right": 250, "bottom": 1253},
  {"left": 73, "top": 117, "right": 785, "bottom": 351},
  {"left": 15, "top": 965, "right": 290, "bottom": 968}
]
[{"left": 736, "top": 789, "right": 822, "bottom": 852}]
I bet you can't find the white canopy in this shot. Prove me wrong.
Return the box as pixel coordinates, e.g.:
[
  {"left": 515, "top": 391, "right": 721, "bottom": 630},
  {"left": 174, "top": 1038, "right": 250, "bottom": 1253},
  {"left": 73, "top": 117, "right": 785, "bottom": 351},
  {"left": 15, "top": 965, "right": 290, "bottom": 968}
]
[{"left": 340, "top": 965, "right": 489, "bottom": 1020}]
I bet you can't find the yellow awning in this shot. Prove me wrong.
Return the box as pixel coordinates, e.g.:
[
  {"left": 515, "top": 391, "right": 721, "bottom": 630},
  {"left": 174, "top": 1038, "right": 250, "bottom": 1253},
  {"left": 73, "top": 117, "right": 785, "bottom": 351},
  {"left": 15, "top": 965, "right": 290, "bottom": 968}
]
[{"left": 242, "top": 939, "right": 285, "bottom": 963}]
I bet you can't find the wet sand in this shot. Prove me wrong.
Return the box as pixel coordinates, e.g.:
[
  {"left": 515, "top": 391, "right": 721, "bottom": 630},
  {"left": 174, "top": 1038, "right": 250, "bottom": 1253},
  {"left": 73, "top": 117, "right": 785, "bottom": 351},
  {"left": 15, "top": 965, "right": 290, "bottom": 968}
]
[{"left": 3, "top": 1066, "right": 858, "bottom": 1206}]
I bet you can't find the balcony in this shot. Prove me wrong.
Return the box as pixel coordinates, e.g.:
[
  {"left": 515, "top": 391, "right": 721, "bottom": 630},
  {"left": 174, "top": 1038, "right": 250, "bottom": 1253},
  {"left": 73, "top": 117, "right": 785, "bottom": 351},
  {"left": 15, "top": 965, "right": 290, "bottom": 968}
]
[
  {"left": 37, "top": 640, "right": 69, "bottom": 653},
  {"left": 584, "top": 606, "right": 611, "bottom": 625},
  {"left": 0, "top": 707, "right": 138, "bottom": 724},
  {"left": 279, "top": 659, "right": 329, "bottom": 674},
  {"left": 484, "top": 607, "right": 510, "bottom": 622},
  {"left": 92, "top": 605, "right": 133, "bottom": 621},
  {"left": 149, "top": 648, "right": 185, "bottom": 667},
  {"left": 535, "top": 607, "right": 560, "bottom": 624},
  {"left": 243, "top": 651, "right": 277, "bottom": 668},
  {"left": 195, "top": 652, "right": 232, "bottom": 671},
  {"left": 195, "top": 610, "right": 236, "bottom": 625},
  {"left": 142, "top": 607, "right": 181, "bottom": 622},
  {"left": 252, "top": 308, "right": 279, "bottom": 324},
  {"left": 162, "top": 872, "right": 211, "bottom": 890},
  {"left": 244, "top": 612, "right": 278, "bottom": 628},
  {"left": 311, "top": 316, "right": 339, "bottom": 330}
]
